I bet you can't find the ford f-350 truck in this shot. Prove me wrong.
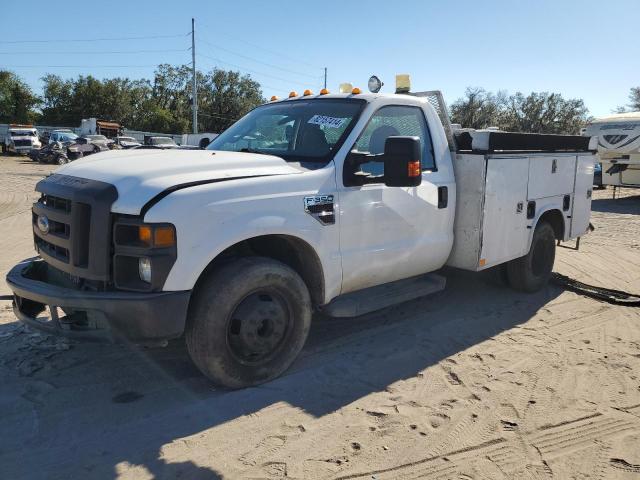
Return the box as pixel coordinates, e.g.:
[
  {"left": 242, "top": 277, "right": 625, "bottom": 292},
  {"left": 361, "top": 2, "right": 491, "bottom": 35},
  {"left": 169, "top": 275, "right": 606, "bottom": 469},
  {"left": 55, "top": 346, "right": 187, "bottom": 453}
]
[{"left": 6, "top": 86, "right": 595, "bottom": 388}]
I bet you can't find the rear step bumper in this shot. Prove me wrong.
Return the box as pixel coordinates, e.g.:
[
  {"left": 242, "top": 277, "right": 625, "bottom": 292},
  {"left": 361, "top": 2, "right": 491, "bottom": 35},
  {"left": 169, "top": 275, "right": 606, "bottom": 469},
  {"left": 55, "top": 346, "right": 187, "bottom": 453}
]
[{"left": 6, "top": 258, "right": 190, "bottom": 342}]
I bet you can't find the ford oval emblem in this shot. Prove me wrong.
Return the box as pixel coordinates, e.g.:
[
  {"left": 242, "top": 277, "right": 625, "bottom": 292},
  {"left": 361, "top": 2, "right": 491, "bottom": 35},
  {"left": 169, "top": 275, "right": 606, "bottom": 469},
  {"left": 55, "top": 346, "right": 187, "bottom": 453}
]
[{"left": 37, "top": 215, "right": 50, "bottom": 234}]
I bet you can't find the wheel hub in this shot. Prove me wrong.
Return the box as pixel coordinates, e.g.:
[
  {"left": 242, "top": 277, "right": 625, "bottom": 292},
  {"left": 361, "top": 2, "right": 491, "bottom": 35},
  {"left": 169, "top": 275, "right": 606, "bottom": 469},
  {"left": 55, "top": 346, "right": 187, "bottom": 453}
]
[{"left": 227, "top": 291, "right": 290, "bottom": 364}]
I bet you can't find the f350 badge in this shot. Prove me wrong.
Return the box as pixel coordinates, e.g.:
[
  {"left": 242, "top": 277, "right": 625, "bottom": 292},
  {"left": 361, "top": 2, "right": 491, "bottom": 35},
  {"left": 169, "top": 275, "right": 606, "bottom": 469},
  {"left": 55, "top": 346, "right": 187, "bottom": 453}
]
[{"left": 304, "top": 195, "right": 335, "bottom": 225}]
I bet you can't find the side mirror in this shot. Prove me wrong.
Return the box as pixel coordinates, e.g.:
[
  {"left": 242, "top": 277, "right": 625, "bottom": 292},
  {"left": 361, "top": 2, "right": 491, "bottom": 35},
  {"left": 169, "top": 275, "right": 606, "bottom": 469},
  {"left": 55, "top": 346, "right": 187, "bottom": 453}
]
[{"left": 383, "top": 136, "right": 422, "bottom": 187}]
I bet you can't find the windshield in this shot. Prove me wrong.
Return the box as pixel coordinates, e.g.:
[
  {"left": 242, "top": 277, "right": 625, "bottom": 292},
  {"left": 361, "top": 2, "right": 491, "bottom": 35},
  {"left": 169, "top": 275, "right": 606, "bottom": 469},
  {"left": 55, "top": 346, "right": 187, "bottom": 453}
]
[
  {"left": 152, "top": 137, "right": 175, "bottom": 145},
  {"left": 62, "top": 133, "right": 78, "bottom": 141},
  {"left": 207, "top": 99, "right": 365, "bottom": 162},
  {"left": 10, "top": 130, "right": 35, "bottom": 137}
]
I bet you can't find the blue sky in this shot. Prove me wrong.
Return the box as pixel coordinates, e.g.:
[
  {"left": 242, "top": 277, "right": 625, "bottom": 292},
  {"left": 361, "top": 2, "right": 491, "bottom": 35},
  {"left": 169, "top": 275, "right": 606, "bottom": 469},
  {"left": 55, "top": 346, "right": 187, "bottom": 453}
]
[{"left": 2, "top": 0, "right": 638, "bottom": 117}]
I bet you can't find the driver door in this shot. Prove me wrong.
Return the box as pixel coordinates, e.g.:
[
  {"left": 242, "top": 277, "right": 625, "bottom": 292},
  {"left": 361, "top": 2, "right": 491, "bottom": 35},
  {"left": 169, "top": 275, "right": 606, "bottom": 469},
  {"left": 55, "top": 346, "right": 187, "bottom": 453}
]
[{"left": 338, "top": 104, "right": 453, "bottom": 294}]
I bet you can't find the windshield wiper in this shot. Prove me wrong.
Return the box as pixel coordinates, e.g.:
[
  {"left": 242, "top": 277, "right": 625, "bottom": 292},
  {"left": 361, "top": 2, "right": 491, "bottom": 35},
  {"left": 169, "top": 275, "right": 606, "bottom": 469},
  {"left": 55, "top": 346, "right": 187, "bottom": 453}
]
[{"left": 239, "top": 148, "right": 266, "bottom": 155}]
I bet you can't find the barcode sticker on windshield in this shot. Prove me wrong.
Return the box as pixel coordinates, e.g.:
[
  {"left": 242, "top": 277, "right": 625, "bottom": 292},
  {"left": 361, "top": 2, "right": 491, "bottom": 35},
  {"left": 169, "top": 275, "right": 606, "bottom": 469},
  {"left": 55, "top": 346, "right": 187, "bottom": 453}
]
[{"left": 307, "top": 115, "right": 346, "bottom": 129}]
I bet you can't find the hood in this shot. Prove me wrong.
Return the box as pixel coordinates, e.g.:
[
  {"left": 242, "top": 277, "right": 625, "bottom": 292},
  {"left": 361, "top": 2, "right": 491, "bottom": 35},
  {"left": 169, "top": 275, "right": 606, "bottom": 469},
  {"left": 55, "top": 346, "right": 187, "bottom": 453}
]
[{"left": 55, "top": 149, "right": 303, "bottom": 215}]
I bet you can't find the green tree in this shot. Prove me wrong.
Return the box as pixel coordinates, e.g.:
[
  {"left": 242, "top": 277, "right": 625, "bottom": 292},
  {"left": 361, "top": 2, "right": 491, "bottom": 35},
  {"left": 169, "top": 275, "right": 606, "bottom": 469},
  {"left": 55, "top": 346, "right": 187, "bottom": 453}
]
[
  {"left": 0, "top": 70, "right": 40, "bottom": 124},
  {"left": 198, "top": 68, "right": 264, "bottom": 132},
  {"left": 450, "top": 88, "right": 589, "bottom": 134},
  {"left": 616, "top": 87, "right": 640, "bottom": 113}
]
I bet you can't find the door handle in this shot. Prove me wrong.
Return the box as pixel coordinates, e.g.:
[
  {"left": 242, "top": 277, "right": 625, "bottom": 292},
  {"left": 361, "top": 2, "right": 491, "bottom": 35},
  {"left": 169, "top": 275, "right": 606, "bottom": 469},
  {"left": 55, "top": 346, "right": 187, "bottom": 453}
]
[{"left": 438, "top": 186, "right": 448, "bottom": 209}]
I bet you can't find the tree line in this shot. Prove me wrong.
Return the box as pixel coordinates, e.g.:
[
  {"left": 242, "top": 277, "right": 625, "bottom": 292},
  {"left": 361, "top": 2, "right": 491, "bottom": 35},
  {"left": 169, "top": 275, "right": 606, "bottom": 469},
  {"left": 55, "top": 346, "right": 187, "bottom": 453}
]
[
  {"left": 1, "top": 66, "right": 639, "bottom": 134},
  {"left": 0, "top": 65, "right": 263, "bottom": 133}
]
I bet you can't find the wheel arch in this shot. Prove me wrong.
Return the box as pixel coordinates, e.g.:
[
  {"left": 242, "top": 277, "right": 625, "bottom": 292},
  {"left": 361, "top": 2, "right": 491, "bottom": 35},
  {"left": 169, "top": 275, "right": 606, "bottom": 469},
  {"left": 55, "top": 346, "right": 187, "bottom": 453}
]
[
  {"left": 530, "top": 207, "right": 565, "bottom": 248},
  {"left": 192, "top": 234, "right": 326, "bottom": 308}
]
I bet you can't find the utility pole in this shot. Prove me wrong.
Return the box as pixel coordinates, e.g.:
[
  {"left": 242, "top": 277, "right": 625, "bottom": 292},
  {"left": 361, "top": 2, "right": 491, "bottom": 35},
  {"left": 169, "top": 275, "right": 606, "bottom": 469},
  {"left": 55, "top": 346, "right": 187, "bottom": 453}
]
[
  {"left": 191, "top": 18, "right": 198, "bottom": 134},
  {"left": 323, "top": 67, "right": 327, "bottom": 89}
]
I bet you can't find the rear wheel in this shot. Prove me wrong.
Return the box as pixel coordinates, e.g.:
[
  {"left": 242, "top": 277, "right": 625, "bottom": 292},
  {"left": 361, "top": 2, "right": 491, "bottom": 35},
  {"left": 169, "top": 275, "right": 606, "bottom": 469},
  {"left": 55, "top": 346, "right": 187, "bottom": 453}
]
[
  {"left": 186, "top": 257, "right": 312, "bottom": 388},
  {"left": 506, "top": 221, "right": 556, "bottom": 292}
]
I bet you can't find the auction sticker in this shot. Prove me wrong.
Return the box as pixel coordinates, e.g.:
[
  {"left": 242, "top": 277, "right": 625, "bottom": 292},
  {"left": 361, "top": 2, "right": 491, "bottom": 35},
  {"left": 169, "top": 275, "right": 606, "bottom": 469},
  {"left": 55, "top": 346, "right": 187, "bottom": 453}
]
[{"left": 308, "top": 115, "right": 346, "bottom": 128}]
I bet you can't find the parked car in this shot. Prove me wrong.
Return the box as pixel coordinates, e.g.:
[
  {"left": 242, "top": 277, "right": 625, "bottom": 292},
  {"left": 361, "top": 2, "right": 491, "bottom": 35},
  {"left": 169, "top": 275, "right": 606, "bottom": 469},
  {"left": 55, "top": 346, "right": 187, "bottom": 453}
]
[
  {"left": 49, "top": 130, "right": 78, "bottom": 144},
  {"left": 75, "top": 135, "right": 110, "bottom": 154},
  {"left": 145, "top": 136, "right": 179, "bottom": 148},
  {"left": 594, "top": 162, "right": 604, "bottom": 189},
  {"left": 28, "top": 141, "right": 77, "bottom": 165},
  {"left": 113, "top": 136, "right": 142, "bottom": 149}
]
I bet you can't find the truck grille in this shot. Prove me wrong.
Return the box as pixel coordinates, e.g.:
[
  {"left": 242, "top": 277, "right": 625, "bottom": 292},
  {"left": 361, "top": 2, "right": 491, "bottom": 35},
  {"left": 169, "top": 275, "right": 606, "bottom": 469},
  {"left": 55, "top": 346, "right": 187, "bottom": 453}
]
[
  {"left": 14, "top": 139, "right": 32, "bottom": 147},
  {"left": 32, "top": 174, "right": 118, "bottom": 282}
]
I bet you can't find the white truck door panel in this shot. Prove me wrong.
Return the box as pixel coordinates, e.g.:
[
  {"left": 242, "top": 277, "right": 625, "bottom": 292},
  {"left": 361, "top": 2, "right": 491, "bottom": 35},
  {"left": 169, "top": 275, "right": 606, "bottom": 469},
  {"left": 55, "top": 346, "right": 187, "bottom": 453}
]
[
  {"left": 339, "top": 176, "right": 452, "bottom": 294},
  {"left": 528, "top": 155, "right": 576, "bottom": 199},
  {"left": 570, "top": 154, "right": 594, "bottom": 238},
  {"left": 480, "top": 157, "right": 529, "bottom": 268}
]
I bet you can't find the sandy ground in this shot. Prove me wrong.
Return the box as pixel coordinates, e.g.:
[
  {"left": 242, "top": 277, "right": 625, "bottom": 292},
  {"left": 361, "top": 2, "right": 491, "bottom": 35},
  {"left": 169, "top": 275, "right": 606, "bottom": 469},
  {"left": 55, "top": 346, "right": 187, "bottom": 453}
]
[{"left": 0, "top": 154, "right": 639, "bottom": 480}]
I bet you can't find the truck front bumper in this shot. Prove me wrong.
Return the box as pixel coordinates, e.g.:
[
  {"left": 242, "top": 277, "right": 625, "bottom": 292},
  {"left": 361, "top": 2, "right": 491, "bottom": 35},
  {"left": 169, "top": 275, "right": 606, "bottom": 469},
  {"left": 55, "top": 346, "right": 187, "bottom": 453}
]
[{"left": 6, "top": 258, "right": 190, "bottom": 342}]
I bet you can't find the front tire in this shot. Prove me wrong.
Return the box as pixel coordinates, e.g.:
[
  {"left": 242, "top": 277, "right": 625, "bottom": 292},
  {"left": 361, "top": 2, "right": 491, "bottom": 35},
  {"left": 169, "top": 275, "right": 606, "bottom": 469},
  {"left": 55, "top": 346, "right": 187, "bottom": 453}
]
[
  {"left": 186, "top": 257, "right": 312, "bottom": 389},
  {"left": 506, "top": 221, "right": 556, "bottom": 292}
]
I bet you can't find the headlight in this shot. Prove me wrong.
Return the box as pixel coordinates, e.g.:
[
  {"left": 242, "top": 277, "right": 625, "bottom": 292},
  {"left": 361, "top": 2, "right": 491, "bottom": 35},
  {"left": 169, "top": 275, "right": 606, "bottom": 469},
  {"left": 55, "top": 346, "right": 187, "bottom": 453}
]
[{"left": 138, "top": 257, "right": 152, "bottom": 283}]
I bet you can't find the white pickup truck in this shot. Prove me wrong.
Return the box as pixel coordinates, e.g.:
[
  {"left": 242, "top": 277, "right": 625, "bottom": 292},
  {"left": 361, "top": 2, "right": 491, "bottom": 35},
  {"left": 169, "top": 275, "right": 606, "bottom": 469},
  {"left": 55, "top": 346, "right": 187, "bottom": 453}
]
[{"left": 7, "top": 86, "right": 595, "bottom": 388}]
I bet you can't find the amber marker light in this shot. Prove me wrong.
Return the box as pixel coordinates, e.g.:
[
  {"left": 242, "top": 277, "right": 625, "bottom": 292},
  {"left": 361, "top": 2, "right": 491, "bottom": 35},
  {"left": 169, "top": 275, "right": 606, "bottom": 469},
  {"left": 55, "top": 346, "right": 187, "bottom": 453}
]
[
  {"left": 138, "top": 226, "right": 152, "bottom": 246},
  {"left": 154, "top": 226, "right": 176, "bottom": 247},
  {"left": 351, "top": 87, "right": 362, "bottom": 94},
  {"left": 320, "top": 88, "right": 329, "bottom": 95},
  {"left": 303, "top": 89, "right": 313, "bottom": 96},
  {"left": 270, "top": 95, "right": 279, "bottom": 101},
  {"left": 289, "top": 91, "right": 297, "bottom": 98},
  {"left": 407, "top": 160, "right": 421, "bottom": 178}
]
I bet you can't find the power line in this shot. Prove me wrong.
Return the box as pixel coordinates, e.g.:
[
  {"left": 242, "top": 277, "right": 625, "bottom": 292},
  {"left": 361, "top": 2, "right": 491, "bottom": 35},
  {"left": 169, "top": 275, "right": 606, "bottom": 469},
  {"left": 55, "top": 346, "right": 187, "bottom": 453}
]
[
  {"left": 196, "top": 58, "right": 291, "bottom": 94},
  {"left": 5, "top": 64, "right": 160, "bottom": 68},
  {"left": 197, "top": 37, "right": 319, "bottom": 80},
  {"left": 197, "top": 52, "right": 317, "bottom": 88},
  {"left": 197, "top": 20, "right": 320, "bottom": 69},
  {"left": 0, "top": 33, "right": 190, "bottom": 44},
  {"left": 0, "top": 48, "right": 189, "bottom": 55}
]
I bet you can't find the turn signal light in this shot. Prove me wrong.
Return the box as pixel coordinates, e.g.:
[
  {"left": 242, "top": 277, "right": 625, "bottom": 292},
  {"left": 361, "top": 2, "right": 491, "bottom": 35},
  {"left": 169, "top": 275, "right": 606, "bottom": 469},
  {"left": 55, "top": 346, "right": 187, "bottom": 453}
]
[
  {"left": 407, "top": 160, "right": 421, "bottom": 177},
  {"left": 154, "top": 226, "right": 176, "bottom": 247},
  {"left": 289, "top": 91, "right": 297, "bottom": 98},
  {"left": 137, "top": 225, "right": 176, "bottom": 247},
  {"left": 270, "top": 95, "right": 279, "bottom": 101},
  {"left": 303, "top": 89, "right": 313, "bottom": 96},
  {"left": 320, "top": 88, "right": 329, "bottom": 95},
  {"left": 352, "top": 87, "right": 361, "bottom": 94},
  {"left": 138, "top": 226, "right": 152, "bottom": 246}
]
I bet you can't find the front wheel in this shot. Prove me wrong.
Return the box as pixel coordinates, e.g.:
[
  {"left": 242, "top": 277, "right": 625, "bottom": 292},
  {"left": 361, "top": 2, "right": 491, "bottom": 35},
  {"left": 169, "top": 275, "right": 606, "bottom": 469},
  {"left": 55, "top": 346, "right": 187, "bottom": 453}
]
[
  {"left": 506, "top": 221, "right": 556, "bottom": 292},
  {"left": 186, "top": 257, "right": 312, "bottom": 388}
]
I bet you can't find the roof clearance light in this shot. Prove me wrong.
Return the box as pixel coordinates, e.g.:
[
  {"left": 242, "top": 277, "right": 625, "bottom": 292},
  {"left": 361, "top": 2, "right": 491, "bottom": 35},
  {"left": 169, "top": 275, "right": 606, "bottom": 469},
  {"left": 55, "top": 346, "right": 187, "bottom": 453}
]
[
  {"left": 303, "top": 89, "right": 313, "bottom": 96},
  {"left": 368, "top": 75, "right": 383, "bottom": 93},
  {"left": 395, "top": 74, "right": 411, "bottom": 94},
  {"left": 351, "top": 87, "right": 361, "bottom": 95},
  {"left": 288, "top": 91, "right": 297, "bottom": 98},
  {"left": 320, "top": 88, "right": 329, "bottom": 95},
  {"left": 270, "top": 95, "right": 279, "bottom": 101},
  {"left": 339, "top": 83, "right": 353, "bottom": 94}
]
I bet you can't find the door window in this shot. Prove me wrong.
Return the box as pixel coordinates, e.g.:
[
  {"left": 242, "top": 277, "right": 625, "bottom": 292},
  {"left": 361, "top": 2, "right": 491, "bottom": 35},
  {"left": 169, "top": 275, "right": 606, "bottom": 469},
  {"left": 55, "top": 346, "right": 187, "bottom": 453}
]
[{"left": 353, "top": 105, "right": 436, "bottom": 175}]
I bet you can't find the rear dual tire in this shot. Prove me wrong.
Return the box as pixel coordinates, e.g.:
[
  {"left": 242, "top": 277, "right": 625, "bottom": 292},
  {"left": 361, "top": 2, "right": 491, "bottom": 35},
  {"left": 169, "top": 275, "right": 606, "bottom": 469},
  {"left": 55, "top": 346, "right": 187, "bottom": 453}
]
[
  {"left": 506, "top": 221, "right": 556, "bottom": 292},
  {"left": 186, "top": 257, "right": 312, "bottom": 389}
]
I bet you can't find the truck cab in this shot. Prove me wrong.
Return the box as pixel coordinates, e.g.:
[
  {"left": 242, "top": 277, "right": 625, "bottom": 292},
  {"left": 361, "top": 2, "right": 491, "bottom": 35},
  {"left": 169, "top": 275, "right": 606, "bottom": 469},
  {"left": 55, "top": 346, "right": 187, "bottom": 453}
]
[
  {"left": 4, "top": 125, "right": 41, "bottom": 154},
  {"left": 6, "top": 83, "right": 594, "bottom": 388}
]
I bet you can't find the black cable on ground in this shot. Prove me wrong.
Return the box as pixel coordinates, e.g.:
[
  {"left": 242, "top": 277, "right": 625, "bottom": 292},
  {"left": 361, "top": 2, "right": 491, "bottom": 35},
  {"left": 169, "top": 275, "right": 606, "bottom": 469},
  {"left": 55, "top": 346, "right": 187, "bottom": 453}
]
[
  {"left": 551, "top": 272, "right": 640, "bottom": 306},
  {"left": 0, "top": 295, "right": 14, "bottom": 301}
]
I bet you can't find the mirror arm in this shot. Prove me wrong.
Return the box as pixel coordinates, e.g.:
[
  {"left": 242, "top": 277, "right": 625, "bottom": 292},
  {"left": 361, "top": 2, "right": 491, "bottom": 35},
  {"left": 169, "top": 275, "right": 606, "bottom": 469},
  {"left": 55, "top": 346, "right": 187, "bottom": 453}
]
[{"left": 344, "top": 151, "right": 386, "bottom": 187}]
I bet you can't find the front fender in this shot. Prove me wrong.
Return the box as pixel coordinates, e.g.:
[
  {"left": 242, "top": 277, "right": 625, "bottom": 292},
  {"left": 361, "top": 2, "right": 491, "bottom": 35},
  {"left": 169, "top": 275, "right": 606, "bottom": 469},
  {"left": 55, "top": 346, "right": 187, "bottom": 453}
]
[{"left": 142, "top": 168, "right": 342, "bottom": 303}]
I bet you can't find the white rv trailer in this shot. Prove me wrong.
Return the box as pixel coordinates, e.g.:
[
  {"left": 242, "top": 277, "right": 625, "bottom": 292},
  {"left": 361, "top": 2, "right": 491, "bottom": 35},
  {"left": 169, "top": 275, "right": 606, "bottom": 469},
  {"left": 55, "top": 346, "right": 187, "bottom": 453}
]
[{"left": 583, "top": 112, "right": 640, "bottom": 196}]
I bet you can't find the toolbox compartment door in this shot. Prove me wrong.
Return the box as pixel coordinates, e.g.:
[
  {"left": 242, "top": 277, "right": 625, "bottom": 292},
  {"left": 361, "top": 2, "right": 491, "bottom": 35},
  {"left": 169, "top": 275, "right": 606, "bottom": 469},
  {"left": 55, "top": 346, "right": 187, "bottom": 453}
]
[
  {"left": 570, "top": 154, "right": 595, "bottom": 238},
  {"left": 528, "top": 155, "right": 576, "bottom": 199},
  {"left": 479, "top": 157, "right": 529, "bottom": 268}
]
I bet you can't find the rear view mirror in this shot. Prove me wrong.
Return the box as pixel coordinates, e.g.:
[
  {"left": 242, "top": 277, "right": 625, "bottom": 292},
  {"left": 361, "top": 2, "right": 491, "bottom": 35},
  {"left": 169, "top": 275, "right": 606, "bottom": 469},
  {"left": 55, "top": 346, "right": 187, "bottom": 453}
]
[{"left": 383, "top": 136, "right": 422, "bottom": 187}]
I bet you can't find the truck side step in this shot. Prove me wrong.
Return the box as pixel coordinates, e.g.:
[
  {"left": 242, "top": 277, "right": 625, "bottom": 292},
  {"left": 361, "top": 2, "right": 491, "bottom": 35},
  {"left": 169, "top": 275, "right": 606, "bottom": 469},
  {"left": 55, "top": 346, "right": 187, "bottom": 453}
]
[{"left": 321, "top": 273, "right": 446, "bottom": 318}]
